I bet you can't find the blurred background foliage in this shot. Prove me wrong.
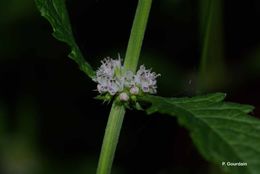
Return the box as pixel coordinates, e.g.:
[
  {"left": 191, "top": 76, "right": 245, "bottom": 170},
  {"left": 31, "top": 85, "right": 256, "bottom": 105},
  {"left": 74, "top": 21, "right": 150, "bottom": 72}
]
[{"left": 0, "top": 0, "right": 259, "bottom": 173}]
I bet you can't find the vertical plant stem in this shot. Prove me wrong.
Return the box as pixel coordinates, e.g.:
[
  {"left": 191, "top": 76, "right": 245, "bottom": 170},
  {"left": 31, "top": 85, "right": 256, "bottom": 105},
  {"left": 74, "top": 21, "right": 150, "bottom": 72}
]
[
  {"left": 198, "top": 0, "right": 226, "bottom": 92},
  {"left": 124, "top": 0, "right": 153, "bottom": 72},
  {"left": 96, "top": 103, "right": 125, "bottom": 174},
  {"left": 96, "top": 1, "right": 153, "bottom": 174},
  {"left": 199, "top": 0, "right": 214, "bottom": 82}
]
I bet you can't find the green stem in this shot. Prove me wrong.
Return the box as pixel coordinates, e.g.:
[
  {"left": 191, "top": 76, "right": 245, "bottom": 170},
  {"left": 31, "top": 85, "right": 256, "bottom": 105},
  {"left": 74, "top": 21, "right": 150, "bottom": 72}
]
[
  {"left": 199, "top": 0, "right": 214, "bottom": 80},
  {"left": 96, "top": 103, "right": 125, "bottom": 174},
  {"left": 96, "top": 1, "right": 153, "bottom": 174},
  {"left": 124, "top": 0, "right": 153, "bottom": 72},
  {"left": 198, "top": 0, "right": 226, "bottom": 93}
]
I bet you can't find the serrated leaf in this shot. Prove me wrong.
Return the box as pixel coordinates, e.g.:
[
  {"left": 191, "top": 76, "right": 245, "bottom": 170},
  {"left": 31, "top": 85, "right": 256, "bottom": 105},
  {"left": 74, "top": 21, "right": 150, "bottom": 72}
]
[
  {"left": 35, "top": 0, "right": 95, "bottom": 78},
  {"left": 140, "top": 93, "right": 260, "bottom": 174}
]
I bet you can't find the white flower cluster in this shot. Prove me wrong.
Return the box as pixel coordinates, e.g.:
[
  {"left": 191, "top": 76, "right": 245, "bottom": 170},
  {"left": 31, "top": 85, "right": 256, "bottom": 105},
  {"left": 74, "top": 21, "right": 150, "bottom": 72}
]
[{"left": 93, "top": 57, "right": 160, "bottom": 100}]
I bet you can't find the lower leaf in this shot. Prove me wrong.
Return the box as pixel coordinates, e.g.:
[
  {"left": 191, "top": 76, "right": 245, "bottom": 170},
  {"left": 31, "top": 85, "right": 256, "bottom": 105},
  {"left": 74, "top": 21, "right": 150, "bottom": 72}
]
[{"left": 140, "top": 93, "right": 260, "bottom": 174}]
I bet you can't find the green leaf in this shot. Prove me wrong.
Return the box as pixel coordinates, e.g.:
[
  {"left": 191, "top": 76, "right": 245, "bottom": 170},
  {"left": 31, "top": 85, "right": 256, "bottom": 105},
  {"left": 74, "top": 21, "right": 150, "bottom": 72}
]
[
  {"left": 140, "top": 93, "right": 260, "bottom": 174},
  {"left": 34, "top": 0, "right": 95, "bottom": 78}
]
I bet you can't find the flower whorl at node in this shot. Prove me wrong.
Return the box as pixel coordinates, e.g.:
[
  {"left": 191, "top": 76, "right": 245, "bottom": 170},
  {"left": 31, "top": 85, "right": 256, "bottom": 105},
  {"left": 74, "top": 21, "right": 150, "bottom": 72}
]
[
  {"left": 93, "top": 58, "right": 124, "bottom": 95},
  {"left": 134, "top": 65, "right": 160, "bottom": 94},
  {"left": 93, "top": 57, "right": 160, "bottom": 103}
]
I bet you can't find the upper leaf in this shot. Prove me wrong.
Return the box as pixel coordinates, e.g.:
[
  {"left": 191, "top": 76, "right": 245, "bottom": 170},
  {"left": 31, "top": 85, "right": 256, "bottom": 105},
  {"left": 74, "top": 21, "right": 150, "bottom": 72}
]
[
  {"left": 35, "top": 0, "right": 95, "bottom": 78},
  {"left": 140, "top": 93, "right": 260, "bottom": 174}
]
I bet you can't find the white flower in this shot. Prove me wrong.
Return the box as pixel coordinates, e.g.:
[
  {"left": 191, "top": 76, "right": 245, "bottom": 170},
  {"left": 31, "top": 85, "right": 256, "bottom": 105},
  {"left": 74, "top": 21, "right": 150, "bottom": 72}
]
[
  {"left": 134, "top": 65, "right": 160, "bottom": 94},
  {"left": 93, "top": 57, "right": 124, "bottom": 95},
  {"left": 95, "top": 57, "right": 122, "bottom": 79},
  {"left": 93, "top": 58, "right": 160, "bottom": 97},
  {"left": 122, "top": 71, "right": 135, "bottom": 88}
]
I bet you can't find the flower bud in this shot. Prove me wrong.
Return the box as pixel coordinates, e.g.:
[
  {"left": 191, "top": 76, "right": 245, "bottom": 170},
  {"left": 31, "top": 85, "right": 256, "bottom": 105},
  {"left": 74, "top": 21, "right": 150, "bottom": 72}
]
[
  {"left": 119, "top": 92, "right": 129, "bottom": 102},
  {"left": 130, "top": 86, "right": 139, "bottom": 95}
]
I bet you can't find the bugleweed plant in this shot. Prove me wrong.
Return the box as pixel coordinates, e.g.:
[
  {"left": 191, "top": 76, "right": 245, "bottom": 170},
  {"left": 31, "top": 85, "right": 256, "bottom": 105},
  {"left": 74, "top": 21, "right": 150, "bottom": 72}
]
[{"left": 35, "top": 0, "right": 260, "bottom": 174}]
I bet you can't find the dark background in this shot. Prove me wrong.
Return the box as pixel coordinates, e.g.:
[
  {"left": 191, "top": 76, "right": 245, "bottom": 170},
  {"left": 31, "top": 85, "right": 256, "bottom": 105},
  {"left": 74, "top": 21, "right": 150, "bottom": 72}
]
[{"left": 0, "top": 0, "right": 260, "bottom": 173}]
